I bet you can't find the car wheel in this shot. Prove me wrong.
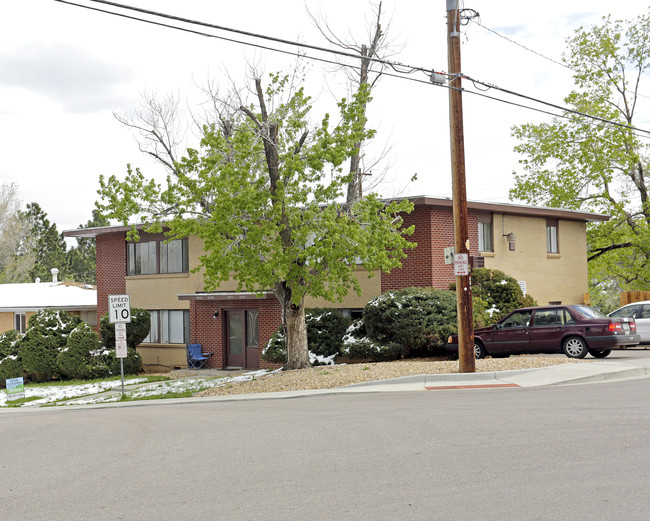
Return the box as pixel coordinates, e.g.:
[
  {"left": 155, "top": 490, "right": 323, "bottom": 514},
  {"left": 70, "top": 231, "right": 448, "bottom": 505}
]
[
  {"left": 474, "top": 340, "right": 487, "bottom": 359},
  {"left": 588, "top": 348, "right": 612, "bottom": 358},
  {"left": 563, "top": 336, "right": 588, "bottom": 359}
]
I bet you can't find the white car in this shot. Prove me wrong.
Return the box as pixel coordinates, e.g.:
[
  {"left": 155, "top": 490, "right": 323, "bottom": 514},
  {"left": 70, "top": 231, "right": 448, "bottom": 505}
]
[{"left": 609, "top": 300, "right": 650, "bottom": 344}]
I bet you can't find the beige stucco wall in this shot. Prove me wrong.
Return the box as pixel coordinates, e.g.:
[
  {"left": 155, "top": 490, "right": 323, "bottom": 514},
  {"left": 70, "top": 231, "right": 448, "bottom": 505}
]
[
  {"left": 483, "top": 213, "right": 588, "bottom": 305},
  {"left": 0, "top": 312, "right": 13, "bottom": 334},
  {"left": 305, "top": 269, "right": 382, "bottom": 309},
  {"left": 0, "top": 311, "right": 37, "bottom": 334}
]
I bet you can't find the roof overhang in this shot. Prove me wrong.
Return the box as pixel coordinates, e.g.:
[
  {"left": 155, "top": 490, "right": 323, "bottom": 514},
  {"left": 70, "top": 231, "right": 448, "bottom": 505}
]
[
  {"left": 0, "top": 305, "right": 97, "bottom": 312},
  {"left": 405, "top": 196, "right": 610, "bottom": 223}
]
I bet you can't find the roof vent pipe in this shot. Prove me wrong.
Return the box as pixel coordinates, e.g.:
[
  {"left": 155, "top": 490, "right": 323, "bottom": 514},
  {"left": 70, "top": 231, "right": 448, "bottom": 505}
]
[{"left": 51, "top": 268, "right": 59, "bottom": 283}]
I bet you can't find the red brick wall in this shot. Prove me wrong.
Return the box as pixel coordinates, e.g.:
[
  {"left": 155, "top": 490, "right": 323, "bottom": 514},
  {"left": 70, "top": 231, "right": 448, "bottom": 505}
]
[
  {"left": 381, "top": 205, "right": 483, "bottom": 293},
  {"left": 95, "top": 233, "right": 127, "bottom": 324},
  {"left": 191, "top": 298, "right": 282, "bottom": 369}
]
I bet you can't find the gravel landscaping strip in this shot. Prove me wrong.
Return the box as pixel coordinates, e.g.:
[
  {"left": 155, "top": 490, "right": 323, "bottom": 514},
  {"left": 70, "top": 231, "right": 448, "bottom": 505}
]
[{"left": 195, "top": 357, "right": 580, "bottom": 397}]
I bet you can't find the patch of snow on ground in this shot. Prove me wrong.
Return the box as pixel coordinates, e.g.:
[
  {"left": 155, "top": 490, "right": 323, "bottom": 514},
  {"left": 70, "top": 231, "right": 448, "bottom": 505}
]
[{"left": 1, "top": 370, "right": 279, "bottom": 407}]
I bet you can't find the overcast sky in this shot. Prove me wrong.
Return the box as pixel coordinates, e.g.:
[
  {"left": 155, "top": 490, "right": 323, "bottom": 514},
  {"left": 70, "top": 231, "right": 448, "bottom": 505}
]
[{"left": 0, "top": 0, "right": 648, "bottom": 233}]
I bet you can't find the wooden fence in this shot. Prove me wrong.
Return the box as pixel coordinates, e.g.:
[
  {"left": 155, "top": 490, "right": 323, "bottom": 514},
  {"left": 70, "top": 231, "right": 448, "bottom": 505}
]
[{"left": 619, "top": 291, "right": 650, "bottom": 306}]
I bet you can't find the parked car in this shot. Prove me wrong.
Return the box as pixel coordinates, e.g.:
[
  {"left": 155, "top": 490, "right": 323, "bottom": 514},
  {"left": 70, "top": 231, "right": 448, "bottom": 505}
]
[
  {"left": 446, "top": 305, "right": 640, "bottom": 359},
  {"left": 608, "top": 300, "right": 650, "bottom": 344}
]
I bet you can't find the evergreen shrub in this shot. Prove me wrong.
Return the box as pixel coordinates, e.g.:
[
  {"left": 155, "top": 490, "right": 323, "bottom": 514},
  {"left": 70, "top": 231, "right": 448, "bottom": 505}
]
[
  {"left": 306, "top": 308, "right": 351, "bottom": 359},
  {"left": 57, "top": 323, "right": 101, "bottom": 380},
  {"left": 20, "top": 309, "right": 82, "bottom": 382},
  {"left": 99, "top": 308, "right": 151, "bottom": 348},
  {"left": 361, "top": 287, "right": 457, "bottom": 357}
]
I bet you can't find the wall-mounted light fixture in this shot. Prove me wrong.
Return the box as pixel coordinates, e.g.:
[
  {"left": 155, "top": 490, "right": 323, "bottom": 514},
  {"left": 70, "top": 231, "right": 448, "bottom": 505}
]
[
  {"left": 213, "top": 311, "right": 219, "bottom": 318},
  {"left": 505, "top": 232, "right": 516, "bottom": 251}
]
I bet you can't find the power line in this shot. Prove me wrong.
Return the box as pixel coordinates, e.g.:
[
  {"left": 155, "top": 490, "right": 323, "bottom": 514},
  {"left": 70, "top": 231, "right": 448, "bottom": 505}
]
[
  {"left": 471, "top": 18, "right": 650, "bottom": 102},
  {"left": 54, "top": 0, "right": 650, "bottom": 137}
]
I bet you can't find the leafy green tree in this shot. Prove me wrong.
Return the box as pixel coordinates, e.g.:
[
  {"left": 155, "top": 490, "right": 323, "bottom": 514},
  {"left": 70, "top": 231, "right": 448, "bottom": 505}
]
[
  {"left": 98, "top": 73, "right": 414, "bottom": 369},
  {"left": 510, "top": 11, "right": 650, "bottom": 295},
  {"left": 67, "top": 209, "right": 109, "bottom": 284}
]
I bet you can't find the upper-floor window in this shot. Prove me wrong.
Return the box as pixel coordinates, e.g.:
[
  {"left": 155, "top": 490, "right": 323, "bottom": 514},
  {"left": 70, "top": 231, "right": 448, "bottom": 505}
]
[
  {"left": 477, "top": 213, "right": 493, "bottom": 252},
  {"left": 546, "top": 219, "right": 559, "bottom": 253},
  {"left": 127, "top": 238, "right": 189, "bottom": 275}
]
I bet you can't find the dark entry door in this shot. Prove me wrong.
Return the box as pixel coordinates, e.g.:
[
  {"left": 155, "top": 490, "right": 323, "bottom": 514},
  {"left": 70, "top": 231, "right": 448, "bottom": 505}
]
[
  {"left": 226, "top": 311, "right": 245, "bottom": 367},
  {"left": 225, "top": 310, "right": 260, "bottom": 369}
]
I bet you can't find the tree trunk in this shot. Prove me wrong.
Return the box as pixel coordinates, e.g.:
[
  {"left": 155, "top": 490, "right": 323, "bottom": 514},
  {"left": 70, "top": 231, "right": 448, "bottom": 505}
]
[
  {"left": 274, "top": 282, "right": 310, "bottom": 370},
  {"left": 285, "top": 299, "right": 310, "bottom": 370}
]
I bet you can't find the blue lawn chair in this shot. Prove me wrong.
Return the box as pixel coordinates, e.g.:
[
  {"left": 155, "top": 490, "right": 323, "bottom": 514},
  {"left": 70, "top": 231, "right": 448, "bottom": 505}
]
[{"left": 186, "top": 344, "right": 212, "bottom": 370}]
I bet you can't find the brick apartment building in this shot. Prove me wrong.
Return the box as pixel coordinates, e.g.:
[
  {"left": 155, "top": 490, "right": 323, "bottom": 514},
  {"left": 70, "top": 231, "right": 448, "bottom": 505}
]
[{"left": 64, "top": 196, "right": 607, "bottom": 370}]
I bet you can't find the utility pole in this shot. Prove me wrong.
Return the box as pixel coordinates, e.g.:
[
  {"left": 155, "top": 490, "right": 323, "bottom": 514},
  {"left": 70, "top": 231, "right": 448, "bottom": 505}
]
[{"left": 446, "top": 0, "right": 475, "bottom": 373}]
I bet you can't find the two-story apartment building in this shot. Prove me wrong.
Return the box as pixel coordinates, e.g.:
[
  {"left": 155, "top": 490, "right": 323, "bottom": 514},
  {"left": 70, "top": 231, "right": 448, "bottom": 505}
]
[{"left": 64, "top": 196, "right": 607, "bottom": 371}]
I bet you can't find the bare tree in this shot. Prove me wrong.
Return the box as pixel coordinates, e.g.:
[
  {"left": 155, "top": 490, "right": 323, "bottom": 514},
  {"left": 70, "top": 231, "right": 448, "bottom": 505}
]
[
  {"left": 0, "top": 183, "right": 35, "bottom": 283},
  {"left": 308, "top": 1, "right": 401, "bottom": 204},
  {"left": 114, "top": 91, "right": 185, "bottom": 177}
]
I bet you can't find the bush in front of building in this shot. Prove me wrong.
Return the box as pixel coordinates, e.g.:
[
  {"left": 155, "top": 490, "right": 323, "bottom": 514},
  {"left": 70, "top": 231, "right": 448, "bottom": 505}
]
[
  {"left": 57, "top": 322, "right": 101, "bottom": 380},
  {"left": 361, "top": 287, "right": 458, "bottom": 358},
  {"left": 261, "top": 308, "right": 351, "bottom": 366},
  {"left": 0, "top": 330, "right": 23, "bottom": 386},
  {"left": 452, "top": 268, "right": 537, "bottom": 321},
  {"left": 261, "top": 330, "right": 287, "bottom": 364},
  {"left": 99, "top": 308, "right": 151, "bottom": 348},
  {"left": 340, "top": 319, "right": 405, "bottom": 361},
  {"left": 19, "top": 309, "right": 83, "bottom": 382},
  {"left": 306, "top": 308, "right": 351, "bottom": 359}
]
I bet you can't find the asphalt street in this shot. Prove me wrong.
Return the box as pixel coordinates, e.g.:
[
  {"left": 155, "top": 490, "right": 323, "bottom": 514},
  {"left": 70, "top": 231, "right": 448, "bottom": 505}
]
[{"left": 2, "top": 373, "right": 650, "bottom": 520}]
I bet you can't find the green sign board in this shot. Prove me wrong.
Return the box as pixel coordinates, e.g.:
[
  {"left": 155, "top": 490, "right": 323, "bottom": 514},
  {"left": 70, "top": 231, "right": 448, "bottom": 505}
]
[{"left": 6, "top": 377, "right": 25, "bottom": 401}]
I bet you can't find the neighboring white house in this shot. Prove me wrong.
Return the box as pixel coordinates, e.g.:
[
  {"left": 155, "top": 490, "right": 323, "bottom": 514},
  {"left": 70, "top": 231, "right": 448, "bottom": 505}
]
[{"left": 0, "top": 269, "right": 97, "bottom": 334}]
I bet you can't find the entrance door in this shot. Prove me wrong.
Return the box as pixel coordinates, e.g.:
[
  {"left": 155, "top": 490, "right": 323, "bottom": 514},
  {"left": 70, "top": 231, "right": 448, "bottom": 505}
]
[
  {"left": 225, "top": 310, "right": 260, "bottom": 368},
  {"left": 226, "top": 311, "right": 245, "bottom": 367}
]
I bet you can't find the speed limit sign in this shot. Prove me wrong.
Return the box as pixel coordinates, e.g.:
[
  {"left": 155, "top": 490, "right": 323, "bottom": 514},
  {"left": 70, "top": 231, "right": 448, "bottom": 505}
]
[{"left": 108, "top": 294, "right": 131, "bottom": 323}]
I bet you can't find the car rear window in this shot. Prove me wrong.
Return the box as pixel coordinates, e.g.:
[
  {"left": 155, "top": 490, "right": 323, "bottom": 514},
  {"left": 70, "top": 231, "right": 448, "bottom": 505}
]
[{"left": 572, "top": 305, "right": 606, "bottom": 318}]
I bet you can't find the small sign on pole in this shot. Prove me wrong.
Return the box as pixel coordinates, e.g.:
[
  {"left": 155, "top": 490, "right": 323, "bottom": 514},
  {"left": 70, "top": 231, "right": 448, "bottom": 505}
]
[
  {"left": 454, "top": 253, "right": 470, "bottom": 276},
  {"left": 6, "top": 377, "right": 25, "bottom": 401},
  {"left": 114, "top": 322, "right": 128, "bottom": 396},
  {"left": 115, "top": 323, "right": 128, "bottom": 359}
]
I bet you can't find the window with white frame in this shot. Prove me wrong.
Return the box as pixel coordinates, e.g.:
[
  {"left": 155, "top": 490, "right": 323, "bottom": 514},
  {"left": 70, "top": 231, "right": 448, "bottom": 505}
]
[
  {"left": 546, "top": 219, "right": 559, "bottom": 253},
  {"left": 127, "top": 238, "right": 188, "bottom": 275},
  {"left": 14, "top": 313, "right": 26, "bottom": 334},
  {"left": 143, "top": 310, "right": 190, "bottom": 344},
  {"left": 477, "top": 213, "right": 493, "bottom": 252}
]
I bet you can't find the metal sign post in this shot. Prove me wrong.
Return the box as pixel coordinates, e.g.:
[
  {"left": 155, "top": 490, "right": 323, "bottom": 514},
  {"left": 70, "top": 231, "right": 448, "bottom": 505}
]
[
  {"left": 109, "top": 295, "right": 131, "bottom": 397},
  {"left": 115, "top": 322, "right": 128, "bottom": 396}
]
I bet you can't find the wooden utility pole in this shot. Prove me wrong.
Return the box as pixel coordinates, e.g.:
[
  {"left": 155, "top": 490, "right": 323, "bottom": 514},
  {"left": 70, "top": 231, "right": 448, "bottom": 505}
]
[{"left": 446, "top": 0, "right": 475, "bottom": 373}]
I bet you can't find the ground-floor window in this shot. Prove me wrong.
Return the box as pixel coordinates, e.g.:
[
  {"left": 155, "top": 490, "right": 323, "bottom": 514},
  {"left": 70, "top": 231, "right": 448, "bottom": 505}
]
[
  {"left": 14, "top": 312, "right": 26, "bottom": 334},
  {"left": 338, "top": 308, "right": 364, "bottom": 320},
  {"left": 143, "top": 309, "right": 190, "bottom": 344}
]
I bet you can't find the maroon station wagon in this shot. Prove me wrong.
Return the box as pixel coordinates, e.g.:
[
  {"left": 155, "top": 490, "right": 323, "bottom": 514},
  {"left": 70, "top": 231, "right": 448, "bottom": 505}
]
[{"left": 446, "top": 305, "right": 640, "bottom": 359}]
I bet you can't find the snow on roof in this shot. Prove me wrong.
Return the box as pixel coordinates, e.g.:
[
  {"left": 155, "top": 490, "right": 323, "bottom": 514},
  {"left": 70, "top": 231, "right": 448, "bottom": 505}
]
[{"left": 0, "top": 281, "right": 97, "bottom": 311}]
